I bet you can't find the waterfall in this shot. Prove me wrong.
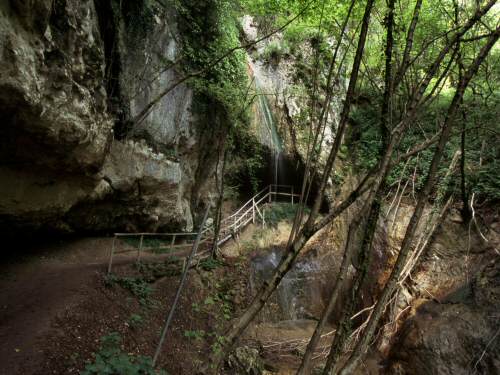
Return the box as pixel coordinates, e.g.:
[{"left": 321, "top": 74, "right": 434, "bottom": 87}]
[{"left": 254, "top": 78, "right": 283, "bottom": 186}]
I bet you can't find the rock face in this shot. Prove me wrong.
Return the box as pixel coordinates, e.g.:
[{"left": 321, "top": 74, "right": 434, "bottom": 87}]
[
  {"left": 388, "top": 260, "right": 500, "bottom": 375},
  {"left": 227, "top": 346, "right": 264, "bottom": 375},
  {"left": 0, "top": 0, "right": 113, "bottom": 173},
  {"left": 0, "top": 0, "right": 222, "bottom": 235}
]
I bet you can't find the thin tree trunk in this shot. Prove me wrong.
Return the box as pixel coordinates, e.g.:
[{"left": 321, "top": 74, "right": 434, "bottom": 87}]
[
  {"left": 338, "top": 28, "right": 500, "bottom": 375},
  {"left": 206, "top": 2, "right": 377, "bottom": 370},
  {"left": 381, "top": 0, "right": 396, "bottom": 146},
  {"left": 459, "top": 113, "right": 471, "bottom": 223},
  {"left": 324, "top": 200, "right": 381, "bottom": 374},
  {"left": 454, "top": 1, "right": 472, "bottom": 225},
  {"left": 321, "top": 0, "right": 396, "bottom": 371},
  {"left": 290, "top": 0, "right": 356, "bottom": 245},
  {"left": 298, "top": 207, "right": 366, "bottom": 375},
  {"left": 393, "top": 0, "right": 423, "bottom": 89},
  {"left": 205, "top": 170, "right": 370, "bottom": 373},
  {"left": 305, "top": 0, "right": 376, "bottom": 228},
  {"left": 212, "top": 146, "right": 228, "bottom": 257},
  {"left": 299, "top": 0, "right": 396, "bottom": 370},
  {"left": 153, "top": 206, "right": 210, "bottom": 367}
]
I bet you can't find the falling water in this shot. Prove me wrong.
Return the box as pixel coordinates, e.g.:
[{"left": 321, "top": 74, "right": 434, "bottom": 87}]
[{"left": 254, "top": 78, "right": 283, "bottom": 186}]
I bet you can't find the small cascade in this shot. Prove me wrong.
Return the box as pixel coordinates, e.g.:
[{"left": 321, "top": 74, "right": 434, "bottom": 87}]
[{"left": 250, "top": 248, "right": 323, "bottom": 322}]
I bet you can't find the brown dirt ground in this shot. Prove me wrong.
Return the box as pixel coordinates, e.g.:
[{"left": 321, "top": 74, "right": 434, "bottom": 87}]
[{"left": 0, "top": 237, "right": 251, "bottom": 375}]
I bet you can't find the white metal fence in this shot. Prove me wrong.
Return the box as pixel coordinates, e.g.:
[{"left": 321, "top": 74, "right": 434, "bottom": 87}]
[{"left": 107, "top": 184, "right": 300, "bottom": 273}]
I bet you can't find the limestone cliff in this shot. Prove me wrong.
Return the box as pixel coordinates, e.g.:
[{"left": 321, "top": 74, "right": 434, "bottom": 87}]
[{"left": 0, "top": 0, "right": 225, "bottom": 235}]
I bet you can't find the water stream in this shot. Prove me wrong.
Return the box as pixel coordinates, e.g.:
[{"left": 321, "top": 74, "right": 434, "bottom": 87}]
[{"left": 254, "top": 76, "right": 283, "bottom": 186}]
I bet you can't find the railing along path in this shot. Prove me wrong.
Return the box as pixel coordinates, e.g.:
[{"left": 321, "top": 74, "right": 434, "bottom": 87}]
[{"left": 107, "top": 184, "right": 299, "bottom": 273}]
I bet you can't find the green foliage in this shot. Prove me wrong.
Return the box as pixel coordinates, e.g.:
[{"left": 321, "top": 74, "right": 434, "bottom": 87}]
[
  {"left": 261, "top": 40, "right": 290, "bottom": 65},
  {"left": 464, "top": 136, "right": 500, "bottom": 201},
  {"left": 128, "top": 314, "right": 144, "bottom": 328},
  {"left": 106, "top": 275, "right": 154, "bottom": 306},
  {"left": 173, "top": 0, "right": 249, "bottom": 128},
  {"left": 347, "top": 83, "right": 500, "bottom": 203},
  {"left": 135, "top": 259, "right": 183, "bottom": 279},
  {"left": 240, "top": 0, "right": 355, "bottom": 32},
  {"left": 210, "top": 334, "right": 227, "bottom": 355},
  {"left": 473, "top": 161, "right": 500, "bottom": 201},
  {"left": 226, "top": 134, "right": 266, "bottom": 194},
  {"left": 82, "top": 333, "right": 167, "bottom": 375},
  {"left": 347, "top": 98, "right": 382, "bottom": 171},
  {"left": 198, "top": 257, "right": 225, "bottom": 271},
  {"left": 184, "top": 329, "right": 206, "bottom": 341},
  {"left": 265, "top": 202, "right": 305, "bottom": 227},
  {"left": 204, "top": 296, "right": 215, "bottom": 305},
  {"left": 217, "top": 293, "right": 233, "bottom": 321}
]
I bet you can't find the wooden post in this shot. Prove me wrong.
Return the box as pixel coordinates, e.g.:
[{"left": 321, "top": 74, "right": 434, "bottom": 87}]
[
  {"left": 291, "top": 186, "right": 294, "bottom": 204},
  {"left": 268, "top": 185, "right": 272, "bottom": 203},
  {"left": 137, "top": 234, "right": 144, "bottom": 262},
  {"left": 107, "top": 236, "right": 116, "bottom": 275}
]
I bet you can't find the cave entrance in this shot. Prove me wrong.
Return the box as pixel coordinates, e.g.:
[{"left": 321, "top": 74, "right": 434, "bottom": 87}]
[{"left": 238, "top": 149, "right": 328, "bottom": 212}]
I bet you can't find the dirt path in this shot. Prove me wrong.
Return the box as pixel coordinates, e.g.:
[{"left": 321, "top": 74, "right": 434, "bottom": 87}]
[{"left": 0, "top": 238, "right": 113, "bottom": 375}]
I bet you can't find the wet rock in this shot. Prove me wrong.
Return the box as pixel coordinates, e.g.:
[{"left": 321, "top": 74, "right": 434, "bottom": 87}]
[
  {"left": 388, "top": 260, "right": 500, "bottom": 375},
  {"left": 388, "top": 302, "right": 499, "bottom": 375},
  {"left": 227, "top": 346, "right": 264, "bottom": 375}
]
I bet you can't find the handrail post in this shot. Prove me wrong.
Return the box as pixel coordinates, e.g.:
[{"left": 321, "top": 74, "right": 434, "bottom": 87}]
[
  {"left": 252, "top": 197, "right": 255, "bottom": 224},
  {"left": 291, "top": 186, "right": 294, "bottom": 204},
  {"left": 170, "top": 234, "right": 176, "bottom": 252},
  {"left": 268, "top": 185, "right": 272, "bottom": 203},
  {"left": 137, "top": 234, "right": 143, "bottom": 262},
  {"left": 107, "top": 235, "right": 116, "bottom": 275}
]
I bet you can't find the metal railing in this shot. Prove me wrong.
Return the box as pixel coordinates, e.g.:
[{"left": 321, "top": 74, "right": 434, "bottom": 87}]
[{"left": 107, "top": 184, "right": 299, "bottom": 273}]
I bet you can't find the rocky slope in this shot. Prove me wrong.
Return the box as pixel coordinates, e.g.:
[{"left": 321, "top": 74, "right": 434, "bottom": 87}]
[{"left": 0, "top": 0, "right": 225, "bottom": 235}]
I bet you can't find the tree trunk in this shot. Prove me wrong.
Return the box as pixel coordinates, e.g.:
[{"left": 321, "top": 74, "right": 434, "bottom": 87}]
[
  {"left": 324, "top": 200, "right": 381, "bottom": 374},
  {"left": 453, "top": 0, "right": 472, "bottom": 225},
  {"left": 299, "top": 0, "right": 396, "bottom": 371},
  {"left": 393, "top": 0, "right": 423, "bottom": 89},
  {"left": 460, "top": 118, "right": 471, "bottom": 223},
  {"left": 321, "top": 0, "right": 396, "bottom": 371},
  {"left": 305, "top": 0, "right": 375, "bottom": 228},
  {"left": 212, "top": 146, "right": 228, "bottom": 257},
  {"left": 205, "top": 2, "right": 377, "bottom": 371},
  {"left": 297, "top": 209, "right": 366, "bottom": 375},
  {"left": 205, "top": 174, "right": 370, "bottom": 373}
]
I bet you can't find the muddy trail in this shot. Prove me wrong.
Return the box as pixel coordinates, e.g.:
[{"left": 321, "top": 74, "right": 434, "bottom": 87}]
[{"left": 0, "top": 238, "right": 115, "bottom": 374}]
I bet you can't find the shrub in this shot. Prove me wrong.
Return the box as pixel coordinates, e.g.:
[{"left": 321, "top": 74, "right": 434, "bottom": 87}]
[
  {"left": 82, "top": 333, "right": 167, "bottom": 375},
  {"left": 261, "top": 40, "right": 290, "bottom": 65},
  {"left": 106, "top": 275, "right": 154, "bottom": 306},
  {"left": 265, "top": 202, "right": 306, "bottom": 227}
]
